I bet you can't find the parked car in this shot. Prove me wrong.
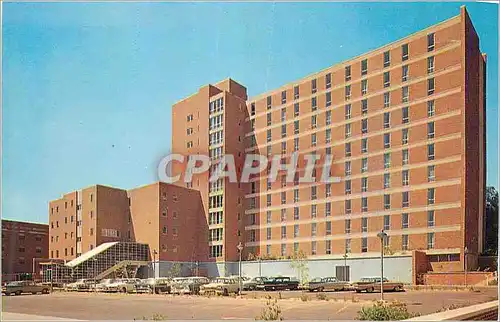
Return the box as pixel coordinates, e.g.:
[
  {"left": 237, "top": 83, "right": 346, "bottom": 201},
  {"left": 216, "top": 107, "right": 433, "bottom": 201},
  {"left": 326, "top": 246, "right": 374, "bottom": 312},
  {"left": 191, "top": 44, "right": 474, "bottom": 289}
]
[
  {"left": 200, "top": 277, "right": 239, "bottom": 296},
  {"left": 352, "top": 277, "right": 404, "bottom": 293},
  {"left": 144, "top": 277, "right": 172, "bottom": 294},
  {"left": 306, "top": 277, "right": 349, "bottom": 292},
  {"left": 65, "top": 279, "right": 94, "bottom": 292},
  {"left": 95, "top": 279, "right": 116, "bottom": 292},
  {"left": 171, "top": 277, "right": 210, "bottom": 295},
  {"left": 256, "top": 276, "right": 299, "bottom": 291},
  {"left": 2, "top": 281, "right": 50, "bottom": 296},
  {"left": 103, "top": 278, "right": 137, "bottom": 293},
  {"left": 228, "top": 276, "right": 262, "bottom": 291}
]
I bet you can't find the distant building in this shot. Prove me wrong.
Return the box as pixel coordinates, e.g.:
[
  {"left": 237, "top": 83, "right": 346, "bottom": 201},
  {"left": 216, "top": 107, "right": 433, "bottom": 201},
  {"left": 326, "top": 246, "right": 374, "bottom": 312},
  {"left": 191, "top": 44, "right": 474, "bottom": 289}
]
[{"left": 2, "top": 220, "right": 49, "bottom": 281}]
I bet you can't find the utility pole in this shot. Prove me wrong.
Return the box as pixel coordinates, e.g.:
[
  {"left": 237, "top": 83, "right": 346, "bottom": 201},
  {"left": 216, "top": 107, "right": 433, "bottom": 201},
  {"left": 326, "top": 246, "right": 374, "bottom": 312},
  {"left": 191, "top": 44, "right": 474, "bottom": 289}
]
[
  {"left": 377, "top": 230, "right": 388, "bottom": 302},
  {"left": 237, "top": 242, "right": 244, "bottom": 296},
  {"left": 152, "top": 250, "right": 158, "bottom": 295}
]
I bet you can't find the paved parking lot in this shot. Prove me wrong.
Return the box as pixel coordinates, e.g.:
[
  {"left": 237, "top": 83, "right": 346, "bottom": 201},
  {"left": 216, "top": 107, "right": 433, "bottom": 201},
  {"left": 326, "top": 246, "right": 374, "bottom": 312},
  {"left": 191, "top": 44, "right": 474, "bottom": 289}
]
[{"left": 2, "top": 288, "right": 498, "bottom": 320}]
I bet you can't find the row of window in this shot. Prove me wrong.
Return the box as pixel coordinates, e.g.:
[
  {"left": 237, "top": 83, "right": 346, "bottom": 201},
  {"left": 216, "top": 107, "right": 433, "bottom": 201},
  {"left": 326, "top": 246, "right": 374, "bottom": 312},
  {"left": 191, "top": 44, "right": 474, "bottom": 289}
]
[
  {"left": 250, "top": 33, "right": 436, "bottom": 116},
  {"left": 50, "top": 247, "right": 74, "bottom": 258},
  {"left": 264, "top": 230, "right": 436, "bottom": 256},
  {"left": 260, "top": 210, "right": 436, "bottom": 239},
  {"left": 251, "top": 187, "right": 436, "bottom": 214},
  {"left": 209, "top": 97, "right": 224, "bottom": 114}
]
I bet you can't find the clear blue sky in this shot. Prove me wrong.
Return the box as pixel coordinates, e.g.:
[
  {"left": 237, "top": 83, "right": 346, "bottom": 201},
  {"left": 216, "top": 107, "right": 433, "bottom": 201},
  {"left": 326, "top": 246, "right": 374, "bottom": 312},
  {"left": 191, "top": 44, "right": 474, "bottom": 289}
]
[{"left": 2, "top": 2, "right": 498, "bottom": 223}]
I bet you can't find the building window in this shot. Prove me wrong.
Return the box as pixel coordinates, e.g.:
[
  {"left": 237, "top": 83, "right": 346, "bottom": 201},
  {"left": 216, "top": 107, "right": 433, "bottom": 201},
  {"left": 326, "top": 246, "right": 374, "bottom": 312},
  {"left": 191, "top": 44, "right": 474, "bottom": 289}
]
[
  {"left": 311, "top": 133, "right": 317, "bottom": 146},
  {"left": 361, "top": 177, "right": 368, "bottom": 193},
  {"left": 402, "top": 149, "right": 409, "bottom": 165},
  {"left": 402, "top": 235, "right": 409, "bottom": 250},
  {"left": 384, "top": 152, "right": 391, "bottom": 169},
  {"left": 428, "top": 56, "right": 435, "bottom": 74},
  {"left": 266, "top": 245, "right": 271, "bottom": 255},
  {"left": 281, "top": 124, "right": 287, "bottom": 138},
  {"left": 345, "top": 180, "right": 351, "bottom": 195},
  {"left": 325, "top": 110, "right": 332, "bottom": 125},
  {"left": 383, "top": 71, "right": 390, "bottom": 88},
  {"left": 326, "top": 73, "right": 332, "bottom": 89},
  {"left": 326, "top": 240, "right": 332, "bottom": 254},
  {"left": 402, "top": 65, "right": 409, "bottom": 82},
  {"left": 345, "top": 161, "right": 352, "bottom": 176},
  {"left": 325, "top": 202, "right": 331, "bottom": 216},
  {"left": 345, "top": 199, "right": 352, "bottom": 214},
  {"left": 294, "top": 137, "right": 299, "bottom": 151},
  {"left": 345, "top": 143, "right": 351, "bottom": 157},
  {"left": 384, "top": 92, "right": 390, "bottom": 108},
  {"left": 402, "top": 213, "right": 409, "bottom": 229},
  {"left": 383, "top": 50, "right": 390, "bottom": 67},
  {"left": 281, "top": 191, "right": 286, "bottom": 204},
  {"left": 427, "top": 33, "right": 435, "bottom": 51},
  {"left": 281, "top": 226, "right": 287, "bottom": 239},
  {"left": 427, "top": 232, "right": 435, "bottom": 249},
  {"left": 361, "top": 157, "right": 368, "bottom": 173},
  {"left": 361, "top": 118, "right": 368, "bottom": 134},
  {"left": 402, "top": 191, "right": 409, "bottom": 208},
  {"left": 384, "top": 215, "right": 391, "bottom": 231},
  {"left": 90, "top": 228, "right": 94, "bottom": 236},
  {"left": 428, "top": 122, "right": 435, "bottom": 139},
  {"left": 427, "top": 210, "right": 435, "bottom": 227},
  {"left": 384, "top": 173, "right": 391, "bottom": 189},
  {"left": 361, "top": 197, "right": 368, "bottom": 212},
  {"left": 428, "top": 188, "right": 435, "bottom": 205},
  {"left": 311, "top": 223, "right": 317, "bottom": 237},
  {"left": 310, "top": 97, "right": 317, "bottom": 112},
  {"left": 294, "top": 224, "right": 299, "bottom": 238},
  {"left": 326, "top": 221, "right": 332, "bottom": 235},
  {"left": 402, "top": 128, "right": 409, "bottom": 145},
  {"left": 326, "top": 92, "right": 332, "bottom": 107},
  {"left": 311, "top": 78, "right": 317, "bottom": 94},
  {"left": 325, "top": 129, "right": 331, "bottom": 143},
  {"left": 293, "top": 120, "right": 299, "bottom": 135},
  {"left": 345, "top": 65, "right": 351, "bottom": 81},
  {"left": 361, "top": 79, "right": 368, "bottom": 95},
  {"left": 384, "top": 194, "right": 391, "bottom": 210},
  {"left": 281, "top": 90, "right": 287, "bottom": 104},
  {"left": 402, "top": 106, "right": 409, "bottom": 123},
  {"left": 294, "top": 85, "right": 299, "bottom": 100},
  {"left": 428, "top": 165, "right": 436, "bottom": 182},
  {"left": 402, "top": 43, "right": 409, "bottom": 61},
  {"left": 345, "top": 104, "right": 352, "bottom": 120},
  {"left": 361, "top": 59, "right": 368, "bottom": 75},
  {"left": 402, "top": 170, "right": 409, "bottom": 186},
  {"left": 384, "top": 133, "right": 390, "bottom": 149},
  {"left": 326, "top": 184, "right": 332, "bottom": 197},
  {"left": 361, "top": 217, "right": 368, "bottom": 233},
  {"left": 428, "top": 78, "right": 435, "bottom": 95},
  {"left": 402, "top": 86, "right": 409, "bottom": 103},
  {"left": 428, "top": 100, "right": 435, "bottom": 117},
  {"left": 311, "top": 241, "right": 317, "bottom": 255},
  {"left": 428, "top": 143, "right": 435, "bottom": 160},
  {"left": 281, "top": 244, "right": 286, "bottom": 256},
  {"left": 311, "top": 186, "right": 317, "bottom": 200},
  {"left": 345, "top": 239, "right": 351, "bottom": 253},
  {"left": 294, "top": 207, "right": 299, "bottom": 220},
  {"left": 293, "top": 243, "right": 299, "bottom": 254},
  {"left": 250, "top": 103, "right": 256, "bottom": 116},
  {"left": 345, "top": 85, "right": 351, "bottom": 100},
  {"left": 311, "top": 115, "right": 317, "bottom": 129},
  {"left": 383, "top": 112, "right": 390, "bottom": 129},
  {"left": 281, "top": 209, "right": 287, "bottom": 222},
  {"left": 361, "top": 99, "right": 368, "bottom": 115},
  {"left": 361, "top": 138, "right": 368, "bottom": 153},
  {"left": 345, "top": 219, "right": 351, "bottom": 234},
  {"left": 362, "top": 237, "right": 368, "bottom": 253}
]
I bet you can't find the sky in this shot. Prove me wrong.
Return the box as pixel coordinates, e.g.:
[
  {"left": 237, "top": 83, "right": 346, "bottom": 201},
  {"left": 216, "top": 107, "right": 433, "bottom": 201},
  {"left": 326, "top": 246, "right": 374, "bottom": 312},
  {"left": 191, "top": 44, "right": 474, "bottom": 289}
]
[{"left": 2, "top": 2, "right": 498, "bottom": 224}]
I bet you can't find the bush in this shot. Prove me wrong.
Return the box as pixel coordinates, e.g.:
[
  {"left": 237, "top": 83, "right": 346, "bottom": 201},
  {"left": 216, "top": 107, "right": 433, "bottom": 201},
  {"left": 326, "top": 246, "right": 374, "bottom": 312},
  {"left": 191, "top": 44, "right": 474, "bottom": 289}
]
[
  {"left": 256, "top": 297, "right": 283, "bottom": 321},
  {"left": 358, "top": 301, "right": 417, "bottom": 321},
  {"left": 300, "top": 294, "right": 309, "bottom": 302},
  {"left": 316, "top": 293, "right": 328, "bottom": 301},
  {"left": 134, "top": 313, "right": 168, "bottom": 321}
]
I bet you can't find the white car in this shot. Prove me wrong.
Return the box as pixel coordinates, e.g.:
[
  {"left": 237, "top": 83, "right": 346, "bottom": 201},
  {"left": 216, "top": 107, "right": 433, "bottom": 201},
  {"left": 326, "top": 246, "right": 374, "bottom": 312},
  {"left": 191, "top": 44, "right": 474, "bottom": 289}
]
[
  {"left": 95, "top": 279, "right": 116, "bottom": 292},
  {"left": 102, "top": 278, "right": 136, "bottom": 293},
  {"left": 200, "top": 278, "right": 239, "bottom": 296},
  {"left": 65, "top": 279, "right": 93, "bottom": 292},
  {"left": 171, "top": 277, "right": 209, "bottom": 295}
]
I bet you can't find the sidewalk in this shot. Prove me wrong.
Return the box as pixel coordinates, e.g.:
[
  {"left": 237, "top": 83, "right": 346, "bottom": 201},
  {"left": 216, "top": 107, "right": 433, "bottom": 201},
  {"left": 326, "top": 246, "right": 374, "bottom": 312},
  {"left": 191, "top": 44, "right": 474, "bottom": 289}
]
[{"left": 2, "top": 312, "right": 81, "bottom": 321}]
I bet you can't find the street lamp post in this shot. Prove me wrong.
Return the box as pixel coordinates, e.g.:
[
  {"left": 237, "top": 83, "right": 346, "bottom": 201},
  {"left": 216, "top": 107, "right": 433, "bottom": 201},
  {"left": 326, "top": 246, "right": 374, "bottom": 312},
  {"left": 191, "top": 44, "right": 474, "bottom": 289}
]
[
  {"left": 152, "top": 250, "right": 158, "bottom": 295},
  {"left": 464, "top": 247, "right": 468, "bottom": 286},
  {"left": 343, "top": 252, "right": 348, "bottom": 282},
  {"left": 377, "top": 230, "right": 388, "bottom": 302},
  {"left": 237, "top": 242, "right": 244, "bottom": 296}
]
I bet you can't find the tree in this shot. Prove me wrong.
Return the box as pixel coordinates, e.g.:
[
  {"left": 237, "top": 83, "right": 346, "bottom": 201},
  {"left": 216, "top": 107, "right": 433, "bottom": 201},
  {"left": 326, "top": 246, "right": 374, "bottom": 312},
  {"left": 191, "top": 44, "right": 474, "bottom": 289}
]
[
  {"left": 484, "top": 186, "right": 498, "bottom": 255},
  {"left": 289, "top": 250, "right": 309, "bottom": 286},
  {"left": 167, "top": 262, "right": 182, "bottom": 278}
]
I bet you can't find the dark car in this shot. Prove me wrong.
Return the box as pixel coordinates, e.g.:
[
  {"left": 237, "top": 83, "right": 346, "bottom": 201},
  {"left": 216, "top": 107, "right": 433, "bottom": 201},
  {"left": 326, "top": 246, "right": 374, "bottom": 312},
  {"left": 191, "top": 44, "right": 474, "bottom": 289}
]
[{"left": 256, "top": 277, "right": 299, "bottom": 291}]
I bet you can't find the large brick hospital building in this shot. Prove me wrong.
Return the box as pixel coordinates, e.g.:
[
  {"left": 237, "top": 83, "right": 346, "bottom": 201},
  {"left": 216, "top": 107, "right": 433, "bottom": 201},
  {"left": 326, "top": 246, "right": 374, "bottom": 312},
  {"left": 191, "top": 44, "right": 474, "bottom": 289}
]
[{"left": 48, "top": 7, "right": 486, "bottom": 276}]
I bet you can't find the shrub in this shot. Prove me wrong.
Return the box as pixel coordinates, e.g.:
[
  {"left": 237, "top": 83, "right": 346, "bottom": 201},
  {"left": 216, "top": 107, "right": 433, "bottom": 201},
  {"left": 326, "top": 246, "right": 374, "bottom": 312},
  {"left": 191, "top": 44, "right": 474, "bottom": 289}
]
[
  {"left": 358, "top": 301, "right": 416, "bottom": 321},
  {"left": 256, "top": 297, "right": 283, "bottom": 321},
  {"left": 316, "top": 293, "right": 328, "bottom": 301},
  {"left": 300, "top": 293, "right": 309, "bottom": 302},
  {"left": 134, "top": 313, "right": 168, "bottom": 320}
]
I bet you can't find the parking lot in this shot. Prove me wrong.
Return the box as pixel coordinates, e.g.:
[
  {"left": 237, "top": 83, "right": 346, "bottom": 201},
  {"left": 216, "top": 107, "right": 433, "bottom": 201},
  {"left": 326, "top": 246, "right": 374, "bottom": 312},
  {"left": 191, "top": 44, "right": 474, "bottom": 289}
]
[{"left": 2, "top": 288, "right": 498, "bottom": 320}]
